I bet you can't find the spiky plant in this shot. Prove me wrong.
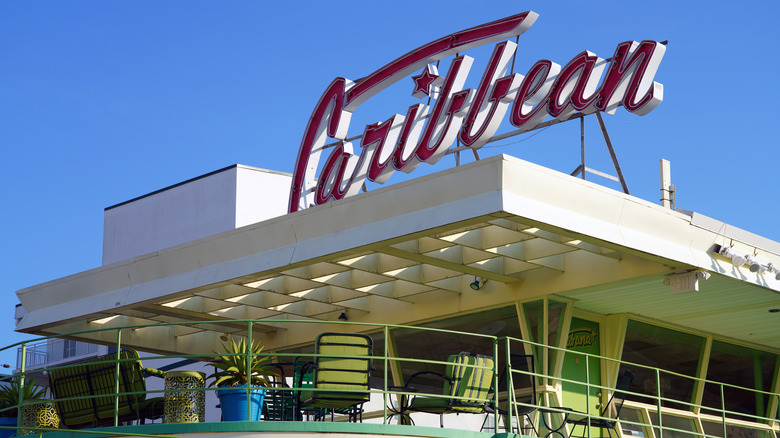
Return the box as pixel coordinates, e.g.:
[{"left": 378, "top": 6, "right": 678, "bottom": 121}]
[
  {"left": 0, "top": 377, "right": 46, "bottom": 417},
  {"left": 207, "top": 336, "right": 277, "bottom": 388}
]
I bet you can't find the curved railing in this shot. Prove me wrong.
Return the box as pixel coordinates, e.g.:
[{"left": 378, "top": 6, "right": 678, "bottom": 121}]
[{"left": 0, "top": 319, "right": 777, "bottom": 438}]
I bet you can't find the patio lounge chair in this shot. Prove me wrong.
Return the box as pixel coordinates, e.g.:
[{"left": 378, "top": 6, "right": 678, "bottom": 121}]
[
  {"left": 296, "top": 333, "right": 373, "bottom": 422},
  {"left": 401, "top": 352, "right": 494, "bottom": 428},
  {"left": 49, "top": 350, "right": 165, "bottom": 428}
]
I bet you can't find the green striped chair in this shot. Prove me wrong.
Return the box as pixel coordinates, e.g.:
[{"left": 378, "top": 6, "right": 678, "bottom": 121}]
[
  {"left": 297, "top": 333, "right": 373, "bottom": 422},
  {"left": 49, "top": 350, "right": 164, "bottom": 428},
  {"left": 403, "top": 352, "right": 495, "bottom": 427}
]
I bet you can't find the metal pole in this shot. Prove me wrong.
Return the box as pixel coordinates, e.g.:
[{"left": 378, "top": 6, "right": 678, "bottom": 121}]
[
  {"left": 247, "top": 321, "right": 253, "bottom": 421},
  {"left": 585, "top": 354, "right": 590, "bottom": 438},
  {"left": 580, "top": 117, "right": 586, "bottom": 180},
  {"left": 383, "top": 326, "right": 388, "bottom": 424},
  {"left": 16, "top": 342, "right": 26, "bottom": 435},
  {"left": 505, "top": 337, "right": 513, "bottom": 432},
  {"left": 720, "top": 384, "right": 726, "bottom": 438},
  {"left": 494, "top": 337, "right": 500, "bottom": 431},
  {"left": 595, "top": 112, "right": 629, "bottom": 194},
  {"left": 656, "top": 368, "right": 663, "bottom": 438},
  {"left": 114, "top": 329, "right": 122, "bottom": 427},
  {"left": 660, "top": 159, "right": 673, "bottom": 209}
]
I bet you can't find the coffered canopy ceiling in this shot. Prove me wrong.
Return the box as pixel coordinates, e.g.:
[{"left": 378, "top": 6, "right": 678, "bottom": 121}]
[{"left": 16, "top": 155, "right": 780, "bottom": 353}]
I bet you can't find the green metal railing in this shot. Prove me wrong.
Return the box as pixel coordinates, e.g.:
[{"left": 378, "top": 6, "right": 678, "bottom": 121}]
[
  {"left": 500, "top": 335, "right": 779, "bottom": 438},
  {"left": 0, "top": 319, "right": 777, "bottom": 437}
]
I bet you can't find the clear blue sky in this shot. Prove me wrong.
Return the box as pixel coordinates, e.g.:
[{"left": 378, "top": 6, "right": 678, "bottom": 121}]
[{"left": 1, "top": 1, "right": 778, "bottom": 366}]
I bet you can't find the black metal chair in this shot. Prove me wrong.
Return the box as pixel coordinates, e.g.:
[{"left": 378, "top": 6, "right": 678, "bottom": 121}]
[
  {"left": 482, "top": 353, "right": 538, "bottom": 436},
  {"left": 566, "top": 369, "right": 635, "bottom": 438},
  {"left": 262, "top": 363, "right": 299, "bottom": 421}
]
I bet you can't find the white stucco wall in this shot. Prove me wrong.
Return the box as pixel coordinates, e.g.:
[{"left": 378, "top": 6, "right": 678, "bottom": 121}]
[
  {"left": 235, "top": 165, "right": 293, "bottom": 229},
  {"left": 102, "top": 165, "right": 291, "bottom": 265}
]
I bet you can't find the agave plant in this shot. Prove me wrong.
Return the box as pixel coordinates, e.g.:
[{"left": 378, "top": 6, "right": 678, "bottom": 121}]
[
  {"left": 207, "top": 337, "right": 277, "bottom": 388},
  {"left": 0, "top": 377, "right": 46, "bottom": 417}
]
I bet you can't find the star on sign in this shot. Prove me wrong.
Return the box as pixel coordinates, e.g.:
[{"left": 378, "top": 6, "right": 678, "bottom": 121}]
[{"left": 411, "top": 64, "right": 443, "bottom": 99}]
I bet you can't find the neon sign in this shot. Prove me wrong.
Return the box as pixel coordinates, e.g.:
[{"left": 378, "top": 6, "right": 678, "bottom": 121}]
[{"left": 289, "top": 11, "right": 665, "bottom": 213}]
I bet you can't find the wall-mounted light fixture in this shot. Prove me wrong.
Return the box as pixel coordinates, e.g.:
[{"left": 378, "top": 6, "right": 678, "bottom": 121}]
[
  {"left": 746, "top": 256, "right": 767, "bottom": 274},
  {"left": 767, "top": 263, "right": 780, "bottom": 281},
  {"left": 714, "top": 244, "right": 778, "bottom": 279},
  {"left": 713, "top": 244, "right": 748, "bottom": 267},
  {"left": 470, "top": 277, "right": 487, "bottom": 291}
]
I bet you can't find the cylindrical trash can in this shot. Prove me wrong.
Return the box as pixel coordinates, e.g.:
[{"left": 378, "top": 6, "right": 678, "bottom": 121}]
[
  {"left": 21, "top": 402, "right": 60, "bottom": 435},
  {"left": 164, "top": 371, "right": 206, "bottom": 423}
]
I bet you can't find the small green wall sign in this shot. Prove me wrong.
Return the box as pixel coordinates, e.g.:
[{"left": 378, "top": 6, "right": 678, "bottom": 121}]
[{"left": 566, "top": 328, "right": 598, "bottom": 349}]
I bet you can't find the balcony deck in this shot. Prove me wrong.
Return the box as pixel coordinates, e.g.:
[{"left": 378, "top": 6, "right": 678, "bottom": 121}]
[
  {"left": 2, "top": 320, "right": 778, "bottom": 438},
  {"left": 24, "top": 421, "right": 506, "bottom": 438}
]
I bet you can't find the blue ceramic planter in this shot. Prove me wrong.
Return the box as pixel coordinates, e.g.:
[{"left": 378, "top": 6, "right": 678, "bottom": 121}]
[
  {"left": 0, "top": 416, "right": 16, "bottom": 438},
  {"left": 216, "top": 386, "right": 265, "bottom": 421}
]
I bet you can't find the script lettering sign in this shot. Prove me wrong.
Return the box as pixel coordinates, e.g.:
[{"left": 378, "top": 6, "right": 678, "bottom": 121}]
[{"left": 289, "top": 11, "right": 665, "bottom": 213}]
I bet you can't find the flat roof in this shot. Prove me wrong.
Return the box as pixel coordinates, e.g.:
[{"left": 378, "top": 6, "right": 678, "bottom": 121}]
[
  {"left": 16, "top": 155, "right": 780, "bottom": 353},
  {"left": 105, "top": 164, "right": 292, "bottom": 211}
]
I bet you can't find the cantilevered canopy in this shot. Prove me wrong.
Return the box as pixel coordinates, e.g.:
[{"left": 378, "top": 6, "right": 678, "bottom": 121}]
[{"left": 16, "top": 155, "right": 780, "bottom": 353}]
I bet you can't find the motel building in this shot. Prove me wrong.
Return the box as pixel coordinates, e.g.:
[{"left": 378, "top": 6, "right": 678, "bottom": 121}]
[{"left": 8, "top": 10, "right": 780, "bottom": 438}]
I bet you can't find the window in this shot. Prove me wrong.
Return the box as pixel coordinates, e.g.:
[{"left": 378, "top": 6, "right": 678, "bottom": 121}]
[
  {"left": 701, "top": 420, "right": 774, "bottom": 438},
  {"left": 702, "top": 341, "right": 777, "bottom": 421},
  {"left": 63, "top": 340, "right": 78, "bottom": 358},
  {"left": 619, "top": 407, "right": 649, "bottom": 437},
  {"left": 523, "top": 299, "right": 567, "bottom": 372},
  {"left": 620, "top": 321, "right": 704, "bottom": 410},
  {"left": 392, "top": 306, "right": 523, "bottom": 388},
  {"left": 648, "top": 412, "right": 697, "bottom": 438}
]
